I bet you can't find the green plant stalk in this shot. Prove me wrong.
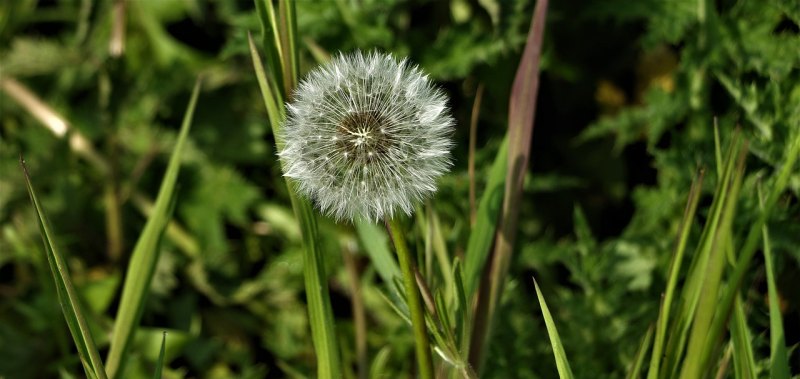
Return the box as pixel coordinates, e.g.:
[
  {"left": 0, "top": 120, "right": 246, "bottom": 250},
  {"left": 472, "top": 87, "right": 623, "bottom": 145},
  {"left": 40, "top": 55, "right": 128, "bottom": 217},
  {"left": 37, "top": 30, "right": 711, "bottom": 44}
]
[
  {"left": 292, "top": 191, "right": 341, "bottom": 378},
  {"left": 387, "top": 217, "right": 434, "bottom": 379}
]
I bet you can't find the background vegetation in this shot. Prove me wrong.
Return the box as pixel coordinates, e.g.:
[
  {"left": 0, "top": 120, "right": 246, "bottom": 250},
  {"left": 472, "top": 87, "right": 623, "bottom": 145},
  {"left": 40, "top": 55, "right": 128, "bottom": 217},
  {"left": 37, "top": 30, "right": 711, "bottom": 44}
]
[{"left": 1, "top": 0, "right": 798, "bottom": 378}]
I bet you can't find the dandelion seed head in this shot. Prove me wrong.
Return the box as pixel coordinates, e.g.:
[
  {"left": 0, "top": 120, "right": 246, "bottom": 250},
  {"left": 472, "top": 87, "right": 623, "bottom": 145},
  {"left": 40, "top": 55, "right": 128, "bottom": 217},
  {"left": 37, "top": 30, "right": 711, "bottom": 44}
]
[{"left": 278, "top": 50, "right": 454, "bottom": 222}]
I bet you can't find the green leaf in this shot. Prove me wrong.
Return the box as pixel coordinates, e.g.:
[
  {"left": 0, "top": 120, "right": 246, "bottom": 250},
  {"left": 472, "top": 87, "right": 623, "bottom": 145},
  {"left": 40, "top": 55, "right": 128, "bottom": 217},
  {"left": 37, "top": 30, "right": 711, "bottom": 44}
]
[
  {"left": 533, "top": 278, "right": 574, "bottom": 379},
  {"left": 105, "top": 79, "right": 201, "bottom": 379},
  {"left": 759, "top": 185, "right": 791, "bottom": 379},
  {"left": 153, "top": 331, "right": 166, "bottom": 379},
  {"left": 462, "top": 135, "right": 507, "bottom": 297},
  {"left": 21, "top": 158, "right": 108, "bottom": 379},
  {"left": 646, "top": 169, "right": 704, "bottom": 379}
]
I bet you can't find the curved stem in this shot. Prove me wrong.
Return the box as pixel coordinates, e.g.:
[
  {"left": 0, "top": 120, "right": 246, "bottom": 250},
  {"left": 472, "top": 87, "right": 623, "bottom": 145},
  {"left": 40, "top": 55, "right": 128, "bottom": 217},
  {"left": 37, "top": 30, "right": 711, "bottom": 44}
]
[{"left": 386, "top": 217, "right": 434, "bottom": 379}]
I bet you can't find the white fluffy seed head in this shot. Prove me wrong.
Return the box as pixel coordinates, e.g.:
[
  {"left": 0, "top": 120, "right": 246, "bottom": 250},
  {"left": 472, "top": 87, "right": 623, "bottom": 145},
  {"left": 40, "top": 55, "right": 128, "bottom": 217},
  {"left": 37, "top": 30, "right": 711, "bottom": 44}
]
[{"left": 278, "top": 50, "right": 454, "bottom": 222}]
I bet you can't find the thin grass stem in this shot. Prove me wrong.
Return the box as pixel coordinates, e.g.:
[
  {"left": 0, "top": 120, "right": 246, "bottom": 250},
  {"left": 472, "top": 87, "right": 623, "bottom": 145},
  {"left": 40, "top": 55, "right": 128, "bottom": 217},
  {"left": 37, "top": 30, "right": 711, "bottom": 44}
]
[{"left": 386, "top": 217, "right": 434, "bottom": 379}]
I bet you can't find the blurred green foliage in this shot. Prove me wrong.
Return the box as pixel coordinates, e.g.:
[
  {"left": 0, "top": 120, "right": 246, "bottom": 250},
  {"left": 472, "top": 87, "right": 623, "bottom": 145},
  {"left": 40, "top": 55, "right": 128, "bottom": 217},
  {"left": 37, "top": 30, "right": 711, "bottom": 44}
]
[{"left": 1, "top": 0, "right": 798, "bottom": 378}]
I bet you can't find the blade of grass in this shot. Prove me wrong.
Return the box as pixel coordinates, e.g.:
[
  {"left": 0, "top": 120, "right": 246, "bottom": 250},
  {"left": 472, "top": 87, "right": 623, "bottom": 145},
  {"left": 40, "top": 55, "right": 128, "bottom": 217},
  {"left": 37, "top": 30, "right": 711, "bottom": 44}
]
[
  {"left": 469, "top": 0, "right": 548, "bottom": 371},
  {"left": 729, "top": 296, "right": 756, "bottom": 379},
  {"left": 468, "top": 83, "right": 485, "bottom": 225},
  {"left": 647, "top": 169, "right": 704, "bottom": 378},
  {"left": 627, "top": 324, "right": 653, "bottom": 379},
  {"left": 153, "top": 331, "right": 166, "bottom": 379},
  {"left": 21, "top": 158, "right": 108, "bottom": 379},
  {"left": 533, "top": 278, "right": 574, "bottom": 379},
  {"left": 661, "top": 131, "right": 742, "bottom": 378},
  {"left": 253, "top": 0, "right": 285, "bottom": 98},
  {"left": 679, "top": 136, "right": 748, "bottom": 379},
  {"left": 699, "top": 132, "right": 800, "bottom": 376},
  {"left": 462, "top": 135, "right": 507, "bottom": 297},
  {"left": 277, "top": 0, "right": 298, "bottom": 99},
  {"left": 354, "top": 219, "right": 401, "bottom": 286},
  {"left": 248, "top": 32, "right": 284, "bottom": 135},
  {"left": 250, "top": 10, "right": 342, "bottom": 376},
  {"left": 105, "top": 79, "right": 201, "bottom": 379},
  {"left": 758, "top": 184, "right": 791, "bottom": 379}
]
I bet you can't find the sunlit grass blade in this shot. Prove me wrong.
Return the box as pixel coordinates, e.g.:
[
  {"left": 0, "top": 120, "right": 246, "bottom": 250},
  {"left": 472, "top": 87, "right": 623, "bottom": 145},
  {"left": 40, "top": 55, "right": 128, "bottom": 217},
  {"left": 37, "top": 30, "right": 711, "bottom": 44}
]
[
  {"left": 758, "top": 184, "right": 790, "bottom": 379},
  {"left": 277, "top": 0, "right": 298, "bottom": 97},
  {"left": 355, "top": 219, "right": 400, "bottom": 287},
  {"left": 462, "top": 135, "right": 507, "bottom": 297},
  {"left": 105, "top": 79, "right": 201, "bottom": 379},
  {"left": 647, "top": 169, "right": 704, "bottom": 378},
  {"left": 469, "top": 0, "right": 549, "bottom": 370},
  {"left": 21, "top": 158, "right": 108, "bottom": 379},
  {"left": 248, "top": 32, "right": 284, "bottom": 135},
  {"left": 153, "top": 331, "right": 166, "bottom": 379},
  {"left": 250, "top": 7, "right": 341, "bottom": 376},
  {"left": 533, "top": 278, "right": 574, "bottom": 379},
  {"left": 662, "top": 132, "right": 742, "bottom": 378},
  {"left": 701, "top": 132, "right": 800, "bottom": 375},
  {"left": 729, "top": 296, "right": 756, "bottom": 379},
  {"left": 253, "top": 0, "right": 285, "bottom": 98},
  {"left": 679, "top": 136, "right": 747, "bottom": 379},
  {"left": 627, "top": 324, "right": 653, "bottom": 379}
]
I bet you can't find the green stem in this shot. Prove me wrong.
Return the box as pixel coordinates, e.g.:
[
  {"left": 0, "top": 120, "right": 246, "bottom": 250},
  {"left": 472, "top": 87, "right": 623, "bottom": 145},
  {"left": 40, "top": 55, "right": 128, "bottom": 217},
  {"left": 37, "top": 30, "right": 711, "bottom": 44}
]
[{"left": 387, "top": 217, "right": 434, "bottom": 379}]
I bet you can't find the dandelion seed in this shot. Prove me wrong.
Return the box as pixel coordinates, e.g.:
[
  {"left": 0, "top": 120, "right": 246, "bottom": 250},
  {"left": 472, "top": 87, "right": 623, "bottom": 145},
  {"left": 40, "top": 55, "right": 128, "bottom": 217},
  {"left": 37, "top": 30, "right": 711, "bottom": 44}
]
[{"left": 278, "top": 50, "right": 454, "bottom": 221}]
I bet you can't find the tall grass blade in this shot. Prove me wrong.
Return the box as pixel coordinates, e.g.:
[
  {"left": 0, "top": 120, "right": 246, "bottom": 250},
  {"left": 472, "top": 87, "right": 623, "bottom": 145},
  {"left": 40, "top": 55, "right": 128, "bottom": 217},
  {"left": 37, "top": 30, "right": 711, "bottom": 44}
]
[
  {"left": 463, "top": 135, "right": 508, "bottom": 296},
  {"left": 701, "top": 132, "right": 800, "bottom": 375},
  {"left": 759, "top": 185, "right": 790, "bottom": 379},
  {"left": 105, "top": 79, "right": 201, "bottom": 379},
  {"left": 248, "top": 32, "right": 284, "bottom": 134},
  {"left": 253, "top": 0, "right": 285, "bottom": 98},
  {"left": 679, "top": 136, "right": 747, "bottom": 379},
  {"left": 250, "top": 7, "right": 342, "bottom": 376},
  {"left": 729, "top": 296, "right": 756, "bottom": 379},
  {"left": 627, "top": 325, "right": 653, "bottom": 379},
  {"left": 469, "top": 0, "right": 549, "bottom": 370},
  {"left": 647, "top": 169, "right": 704, "bottom": 379},
  {"left": 533, "top": 278, "right": 574, "bottom": 379},
  {"left": 662, "top": 132, "right": 742, "bottom": 378},
  {"left": 21, "top": 158, "right": 108, "bottom": 379},
  {"left": 355, "top": 219, "right": 403, "bottom": 305},
  {"left": 277, "top": 0, "right": 298, "bottom": 98},
  {"left": 153, "top": 331, "right": 167, "bottom": 379}
]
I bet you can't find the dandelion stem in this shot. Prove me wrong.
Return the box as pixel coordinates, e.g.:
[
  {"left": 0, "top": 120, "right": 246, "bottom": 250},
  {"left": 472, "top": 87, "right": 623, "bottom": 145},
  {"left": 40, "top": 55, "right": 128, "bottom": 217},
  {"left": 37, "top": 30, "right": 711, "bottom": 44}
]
[{"left": 386, "top": 217, "right": 434, "bottom": 379}]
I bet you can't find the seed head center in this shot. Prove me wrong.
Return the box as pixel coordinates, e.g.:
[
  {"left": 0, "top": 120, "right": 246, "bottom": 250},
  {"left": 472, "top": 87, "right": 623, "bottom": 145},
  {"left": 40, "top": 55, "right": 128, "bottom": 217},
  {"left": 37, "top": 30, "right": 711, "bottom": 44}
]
[{"left": 337, "top": 111, "right": 394, "bottom": 161}]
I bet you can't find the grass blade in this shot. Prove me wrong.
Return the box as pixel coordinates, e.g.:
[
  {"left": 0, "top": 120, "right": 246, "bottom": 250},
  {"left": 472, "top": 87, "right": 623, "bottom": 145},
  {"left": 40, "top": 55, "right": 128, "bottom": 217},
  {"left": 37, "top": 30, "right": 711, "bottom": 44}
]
[
  {"left": 533, "top": 278, "right": 574, "bottom": 379},
  {"left": 700, "top": 131, "right": 800, "bottom": 375},
  {"left": 759, "top": 185, "right": 791, "bottom": 379},
  {"left": 462, "top": 135, "right": 508, "bottom": 297},
  {"left": 469, "top": 0, "right": 549, "bottom": 370},
  {"left": 248, "top": 32, "right": 284, "bottom": 135},
  {"left": 105, "top": 79, "right": 201, "bottom": 379},
  {"left": 250, "top": 7, "right": 342, "bottom": 376},
  {"left": 627, "top": 325, "right": 653, "bottom": 379},
  {"left": 21, "top": 158, "right": 108, "bottom": 379},
  {"left": 153, "top": 331, "right": 167, "bottom": 379},
  {"left": 729, "top": 296, "right": 756, "bottom": 379},
  {"left": 253, "top": 0, "right": 285, "bottom": 98},
  {"left": 647, "top": 169, "right": 704, "bottom": 378},
  {"left": 679, "top": 136, "right": 747, "bottom": 379}
]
